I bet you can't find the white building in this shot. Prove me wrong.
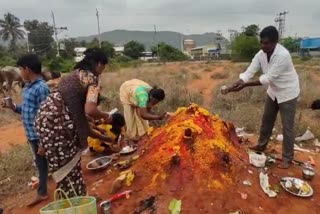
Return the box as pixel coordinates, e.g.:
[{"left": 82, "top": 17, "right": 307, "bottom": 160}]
[
  {"left": 114, "top": 46, "right": 125, "bottom": 56},
  {"left": 74, "top": 47, "right": 87, "bottom": 62}
]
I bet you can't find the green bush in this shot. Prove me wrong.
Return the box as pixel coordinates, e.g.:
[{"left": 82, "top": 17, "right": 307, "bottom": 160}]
[
  {"left": 114, "top": 55, "right": 133, "bottom": 63},
  {"left": 124, "top": 41, "right": 145, "bottom": 59},
  {"left": 156, "top": 42, "right": 188, "bottom": 62},
  {"left": 231, "top": 35, "right": 260, "bottom": 62},
  {"left": 0, "top": 56, "right": 16, "bottom": 67},
  {"left": 46, "top": 57, "right": 75, "bottom": 73}
]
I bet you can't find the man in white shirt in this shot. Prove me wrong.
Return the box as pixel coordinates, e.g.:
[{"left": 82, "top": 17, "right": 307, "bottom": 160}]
[{"left": 229, "top": 26, "right": 300, "bottom": 169}]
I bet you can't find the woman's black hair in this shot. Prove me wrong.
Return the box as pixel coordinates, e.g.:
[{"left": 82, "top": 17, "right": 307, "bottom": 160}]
[
  {"left": 51, "top": 71, "right": 61, "bottom": 79},
  {"left": 110, "top": 113, "right": 125, "bottom": 137},
  {"left": 74, "top": 48, "right": 108, "bottom": 72},
  {"left": 149, "top": 86, "right": 165, "bottom": 101}
]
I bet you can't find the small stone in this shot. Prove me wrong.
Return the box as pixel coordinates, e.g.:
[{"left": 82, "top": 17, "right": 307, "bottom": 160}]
[{"left": 243, "top": 180, "right": 252, "bottom": 186}]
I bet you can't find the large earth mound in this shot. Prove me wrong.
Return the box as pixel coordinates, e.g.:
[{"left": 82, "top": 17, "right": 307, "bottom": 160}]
[{"left": 112, "top": 104, "right": 249, "bottom": 213}]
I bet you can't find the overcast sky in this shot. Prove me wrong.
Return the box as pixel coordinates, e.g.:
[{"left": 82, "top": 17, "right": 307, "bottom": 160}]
[{"left": 0, "top": 0, "right": 319, "bottom": 39}]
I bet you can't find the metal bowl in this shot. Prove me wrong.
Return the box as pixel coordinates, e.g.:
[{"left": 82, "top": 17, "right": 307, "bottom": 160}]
[
  {"left": 86, "top": 156, "right": 112, "bottom": 171},
  {"left": 302, "top": 168, "right": 315, "bottom": 181}
]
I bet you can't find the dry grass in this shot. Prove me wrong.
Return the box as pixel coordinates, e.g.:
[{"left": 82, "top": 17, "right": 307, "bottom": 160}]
[
  {"left": 202, "top": 67, "right": 211, "bottom": 72},
  {"left": 0, "top": 145, "right": 35, "bottom": 202},
  {"left": 100, "top": 64, "right": 203, "bottom": 118},
  {"left": 210, "top": 71, "right": 230, "bottom": 80},
  {"left": 212, "top": 61, "right": 320, "bottom": 138},
  {"left": 0, "top": 109, "right": 19, "bottom": 127}
]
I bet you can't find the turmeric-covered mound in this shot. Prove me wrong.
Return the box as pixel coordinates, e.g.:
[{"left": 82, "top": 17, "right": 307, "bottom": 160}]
[{"left": 132, "top": 104, "right": 246, "bottom": 191}]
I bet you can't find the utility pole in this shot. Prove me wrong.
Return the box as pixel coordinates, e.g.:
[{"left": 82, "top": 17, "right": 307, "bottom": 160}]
[
  {"left": 96, "top": 8, "right": 102, "bottom": 48},
  {"left": 216, "top": 30, "right": 222, "bottom": 49},
  {"left": 180, "top": 33, "right": 184, "bottom": 52},
  {"left": 26, "top": 33, "right": 30, "bottom": 53},
  {"left": 275, "top": 11, "right": 289, "bottom": 39},
  {"left": 154, "top": 25, "right": 159, "bottom": 58},
  {"left": 51, "top": 11, "right": 67, "bottom": 57},
  {"left": 51, "top": 11, "right": 59, "bottom": 57},
  {"left": 227, "top": 29, "right": 237, "bottom": 42},
  {"left": 23, "top": 28, "right": 30, "bottom": 53}
]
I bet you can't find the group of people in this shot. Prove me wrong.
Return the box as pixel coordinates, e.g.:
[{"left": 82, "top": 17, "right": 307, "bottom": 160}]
[
  {"left": 1, "top": 25, "right": 301, "bottom": 206},
  {"left": 1, "top": 48, "right": 167, "bottom": 205}
]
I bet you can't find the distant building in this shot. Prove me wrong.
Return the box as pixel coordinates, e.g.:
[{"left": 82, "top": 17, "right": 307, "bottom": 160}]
[
  {"left": 300, "top": 37, "right": 320, "bottom": 56},
  {"left": 114, "top": 46, "right": 125, "bottom": 56},
  {"left": 140, "top": 52, "right": 157, "bottom": 61},
  {"left": 74, "top": 47, "right": 87, "bottom": 62},
  {"left": 183, "top": 39, "right": 196, "bottom": 55},
  {"left": 190, "top": 44, "right": 220, "bottom": 60}
]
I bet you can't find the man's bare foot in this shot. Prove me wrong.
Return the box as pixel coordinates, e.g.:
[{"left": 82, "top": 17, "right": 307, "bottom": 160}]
[
  {"left": 27, "top": 194, "right": 48, "bottom": 207},
  {"left": 277, "top": 161, "right": 292, "bottom": 169},
  {"left": 248, "top": 145, "right": 265, "bottom": 152}
]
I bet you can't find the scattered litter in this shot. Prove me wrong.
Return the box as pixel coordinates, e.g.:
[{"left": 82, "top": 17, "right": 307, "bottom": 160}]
[
  {"left": 243, "top": 180, "right": 252, "bottom": 186},
  {"left": 236, "top": 127, "right": 254, "bottom": 138},
  {"left": 248, "top": 170, "right": 253, "bottom": 174},
  {"left": 259, "top": 172, "right": 277, "bottom": 198},
  {"left": 27, "top": 176, "right": 39, "bottom": 189},
  {"left": 31, "top": 176, "right": 38, "bottom": 182},
  {"left": 295, "top": 130, "right": 315, "bottom": 142},
  {"left": 134, "top": 196, "right": 156, "bottom": 214},
  {"left": 237, "top": 191, "right": 248, "bottom": 200},
  {"left": 266, "top": 156, "right": 276, "bottom": 166},
  {"left": 314, "top": 139, "right": 320, "bottom": 147},
  {"left": 249, "top": 152, "right": 267, "bottom": 168},
  {"left": 0, "top": 176, "right": 12, "bottom": 185},
  {"left": 276, "top": 134, "right": 283, "bottom": 142},
  {"left": 110, "top": 170, "right": 135, "bottom": 194},
  {"left": 272, "top": 184, "right": 281, "bottom": 193},
  {"left": 107, "top": 190, "right": 132, "bottom": 203},
  {"left": 229, "top": 211, "right": 241, "bottom": 214},
  {"left": 168, "top": 198, "right": 182, "bottom": 214},
  {"left": 93, "top": 179, "right": 103, "bottom": 187},
  {"left": 294, "top": 144, "right": 312, "bottom": 153},
  {"left": 81, "top": 147, "right": 90, "bottom": 155},
  {"left": 308, "top": 156, "right": 316, "bottom": 166}
]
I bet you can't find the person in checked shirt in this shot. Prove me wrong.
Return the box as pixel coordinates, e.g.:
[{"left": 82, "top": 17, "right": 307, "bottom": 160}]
[
  {"left": 228, "top": 26, "right": 300, "bottom": 169},
  {"left": 1, "top": 54, "right": 50, "bottom": 205}
]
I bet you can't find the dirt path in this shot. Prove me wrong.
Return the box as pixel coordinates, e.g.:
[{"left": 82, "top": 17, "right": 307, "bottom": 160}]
[
  {"left": 187, "top": 65, "right": 225, "bottom": 107},
  {"left": 0, "top": 122, "right": 26, "bottom": 153}
]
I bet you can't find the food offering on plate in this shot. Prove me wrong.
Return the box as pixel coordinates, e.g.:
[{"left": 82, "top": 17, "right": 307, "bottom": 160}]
[{"left": 280, "top": 177, "right": 313, "bottom": 197}]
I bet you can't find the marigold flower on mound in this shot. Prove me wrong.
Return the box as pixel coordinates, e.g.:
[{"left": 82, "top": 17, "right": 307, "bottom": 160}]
[{"left": 133, "top": 104, "right": 245, "bottom": 190}]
